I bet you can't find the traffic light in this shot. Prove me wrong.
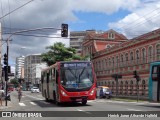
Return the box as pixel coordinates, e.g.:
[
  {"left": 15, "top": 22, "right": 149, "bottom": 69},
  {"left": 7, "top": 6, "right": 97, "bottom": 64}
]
[
  {"left": 3, "top": 53, "right": 8, "bottom": 65},
  {"left": 61, "top": 23, "right": 68, "bottom": 37}
]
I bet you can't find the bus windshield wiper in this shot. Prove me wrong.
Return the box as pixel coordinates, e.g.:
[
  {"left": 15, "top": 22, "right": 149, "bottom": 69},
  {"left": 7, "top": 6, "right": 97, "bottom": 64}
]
[
  {"left": 67, "top": 67, "right": 77, "bottom": 80},
  {"left": 78, "top": 67, "right": 86, "bottom": 83}
]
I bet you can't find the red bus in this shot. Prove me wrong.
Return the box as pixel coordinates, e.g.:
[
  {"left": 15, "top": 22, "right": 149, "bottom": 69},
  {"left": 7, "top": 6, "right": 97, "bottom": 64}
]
[{"left": 41, "top": 61, "right": 96, "bottom": 105}]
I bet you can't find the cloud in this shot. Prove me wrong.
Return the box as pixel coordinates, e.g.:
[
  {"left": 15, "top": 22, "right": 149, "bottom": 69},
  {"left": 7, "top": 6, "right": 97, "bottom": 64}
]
[
  {"left": 70, "top": 0, "right": 140, "bottom": 14},
  {"left": 108, "top": 0, "right": 160, "bottom": 38},
  {"left": 1, "top": 0, "right": 158, "bottom": 72}
]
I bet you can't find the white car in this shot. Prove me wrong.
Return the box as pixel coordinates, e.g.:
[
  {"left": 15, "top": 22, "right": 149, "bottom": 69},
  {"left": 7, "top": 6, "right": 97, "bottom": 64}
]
[{"left": 31, "top": 87, "right": 40, "bottom": 93}]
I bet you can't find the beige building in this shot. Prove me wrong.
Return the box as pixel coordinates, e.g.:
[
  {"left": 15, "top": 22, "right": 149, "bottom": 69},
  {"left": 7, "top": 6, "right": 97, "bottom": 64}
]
[
  {"left": 24, "top": 54, "right": 42, "bottom": 89},
  {"left": 70, "top": 31, "right": 87, "bottom": 55}
]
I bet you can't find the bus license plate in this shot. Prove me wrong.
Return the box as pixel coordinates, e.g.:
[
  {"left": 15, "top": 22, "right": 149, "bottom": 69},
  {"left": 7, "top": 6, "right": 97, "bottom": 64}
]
[{"left": 76, "top": 99, "right": 82, "bottom": 101}]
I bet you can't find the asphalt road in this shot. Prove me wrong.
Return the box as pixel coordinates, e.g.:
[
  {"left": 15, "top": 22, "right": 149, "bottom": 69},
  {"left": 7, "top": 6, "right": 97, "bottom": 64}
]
[{"left": 0, "top": 91, "right": 160, "bottom": 120}]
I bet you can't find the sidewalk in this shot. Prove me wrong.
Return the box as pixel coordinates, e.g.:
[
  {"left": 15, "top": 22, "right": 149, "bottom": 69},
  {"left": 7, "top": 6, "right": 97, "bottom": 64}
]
[{"left": 0, "top": 101, "right": 12, "bottom": 110}]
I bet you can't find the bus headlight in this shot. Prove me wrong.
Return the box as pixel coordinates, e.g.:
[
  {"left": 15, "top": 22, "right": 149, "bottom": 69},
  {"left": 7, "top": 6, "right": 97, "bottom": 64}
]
[
  {"left": 61, "top": 90, "right": 67, "bottom": 96},
  {"left": 90, "top": 89, "right": 95, "bottom": 95}
]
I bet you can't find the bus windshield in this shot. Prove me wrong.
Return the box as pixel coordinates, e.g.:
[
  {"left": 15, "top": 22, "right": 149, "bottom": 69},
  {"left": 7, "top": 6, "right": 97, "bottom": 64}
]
[{"left": 61, "top": 67, "right": 93, "bottom": 89}]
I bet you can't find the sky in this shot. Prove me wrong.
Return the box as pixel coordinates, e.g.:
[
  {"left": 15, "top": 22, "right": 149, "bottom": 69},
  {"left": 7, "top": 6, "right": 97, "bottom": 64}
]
[{"left": 0, "top": 0, "right": 160, "bottom": 72}]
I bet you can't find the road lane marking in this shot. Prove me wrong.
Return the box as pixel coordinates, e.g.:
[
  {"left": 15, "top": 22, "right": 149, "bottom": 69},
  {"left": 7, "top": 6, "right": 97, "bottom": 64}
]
[
  {"left": 76, "top": 109, "right": 92, "bottom": 114},
  {"left": 126, "top": 108, "right": 142, "bottom": 111},
  {"left": 19, "top": 103, "right": 26, "bottom": 106},
  {"left": 24, "top": 94, "right": 43, "bottom": 100},
  {"left": 30, "top": 102, "right": 37, "bottom": 105}
]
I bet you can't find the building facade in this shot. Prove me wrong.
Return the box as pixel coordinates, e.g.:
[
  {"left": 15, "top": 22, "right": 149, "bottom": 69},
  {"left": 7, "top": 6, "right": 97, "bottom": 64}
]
[
  {"left": 24, "top": 54, "right": 43, "bottom": 88},
  {"left": 82, "top": 28, "right": 160, "bottom": 99},
  {"left": 15, "top": 56, "right": 25, "bottom": 79},
  {"left": 70, "top": 31, "right": 87, "bottom": 55},
  {"left": 31, "top": 63, "right": 47, "bottom": 87}
]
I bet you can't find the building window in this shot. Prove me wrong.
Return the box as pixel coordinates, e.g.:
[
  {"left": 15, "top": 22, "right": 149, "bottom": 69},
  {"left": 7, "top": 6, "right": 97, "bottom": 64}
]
[
  {"left": 106, "top": 59, "right": 108, "bottom": 68},
  {"left": 125, "top": 53, "right": 128, "bottom": 65},
  {"left": 142, "top": 48, "right": 146, "bottom": 63},
  {"left": 156, "top": 44, "right": 160, "bottom": 60},
  {"left": 109, "top": 58, "right": 111, "bottom": 67},
  {"left": 112, "top": 57, "right": 114, "bottom": 67},
  {"left": 130, "top": 52, "right": 134, "bottom": 64},
  {"left": 108, "top": 32, "right": 115, "bottom": 39},
  {"left": 148, "top": 46, "right": 153, "bottom": 62},
  {"left": 116, "top": 56, "right": 119, "bottom": 67},
  {"left": 121, "top": 54, "right": 123, "bottom": 66},
  {"left": 136, "top": 50, "right": 140, "bottom": 64}
]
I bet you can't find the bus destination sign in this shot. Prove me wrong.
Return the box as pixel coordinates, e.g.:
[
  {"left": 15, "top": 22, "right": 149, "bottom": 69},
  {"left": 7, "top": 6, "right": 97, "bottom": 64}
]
[{"left": 62, "top": 62, "right": 90, "bottom": 68}]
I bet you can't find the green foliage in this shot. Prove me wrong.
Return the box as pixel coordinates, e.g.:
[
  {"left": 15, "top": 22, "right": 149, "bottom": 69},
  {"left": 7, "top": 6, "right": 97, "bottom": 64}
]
[
  {"left": 10, "top": 78, "right": 19, "bottom": 87},
  {"left": 41, "top": 42, "right": 85, "bottom": 66}
]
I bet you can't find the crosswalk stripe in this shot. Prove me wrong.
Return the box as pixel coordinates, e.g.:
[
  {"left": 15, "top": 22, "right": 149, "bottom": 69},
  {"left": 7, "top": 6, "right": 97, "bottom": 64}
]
[
  {"left": 30, "top": 102, "right": 37, "bottom": 105},
  {"left": 19, "top": 102, "right": 26, "bottom": 106}
]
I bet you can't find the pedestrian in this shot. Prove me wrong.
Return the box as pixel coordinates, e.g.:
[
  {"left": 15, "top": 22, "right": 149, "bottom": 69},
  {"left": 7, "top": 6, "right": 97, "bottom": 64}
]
[
  {"left": 18, "top": 85, "right": 22, "bottom": 102},
  {"left": 0, "top": 90, "right": 5, "bottom": 106}
]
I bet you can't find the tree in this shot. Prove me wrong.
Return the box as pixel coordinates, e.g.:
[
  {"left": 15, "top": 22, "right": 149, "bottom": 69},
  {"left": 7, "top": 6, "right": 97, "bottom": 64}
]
[
  {"left": 41, "top": 42, "right": 85, "bottom": 66},
  {"left": 10, "top": 78, "right": 19, "bottom": 87}
]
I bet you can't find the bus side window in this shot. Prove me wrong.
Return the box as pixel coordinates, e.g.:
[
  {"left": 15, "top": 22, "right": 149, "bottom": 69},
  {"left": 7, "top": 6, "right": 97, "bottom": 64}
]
[
  {"left": 152, "top": 66, "right": 158, "bottom": 81},
  {"left": 56, "top": 70, "right": 59, "bottom": 84}
]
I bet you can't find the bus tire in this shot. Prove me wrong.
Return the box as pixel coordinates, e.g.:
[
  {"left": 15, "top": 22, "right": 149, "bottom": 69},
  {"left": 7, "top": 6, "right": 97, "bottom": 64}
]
[{"left": 82, "top": 100, "right": 87, "bottom": 105}]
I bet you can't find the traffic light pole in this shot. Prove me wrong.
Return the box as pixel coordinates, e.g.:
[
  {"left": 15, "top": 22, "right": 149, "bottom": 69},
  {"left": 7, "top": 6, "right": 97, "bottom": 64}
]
[{"left": 5, "top": 42, "right": 9, "bottom": 106}]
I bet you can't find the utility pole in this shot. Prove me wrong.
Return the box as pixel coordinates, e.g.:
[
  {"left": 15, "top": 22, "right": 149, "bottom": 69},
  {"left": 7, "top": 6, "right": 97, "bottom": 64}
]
[{"left": 133, "top": 70, "right": 141, "bottom": 102}]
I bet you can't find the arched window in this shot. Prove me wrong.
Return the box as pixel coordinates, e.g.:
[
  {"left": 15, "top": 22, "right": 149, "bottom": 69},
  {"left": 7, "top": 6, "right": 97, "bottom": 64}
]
[
  {"left": 121, "top": 54, "right": 124, "bottom": 66},
  {"left": 136, "top": 50, "right": 140, "bottom": 64},
  {"left": 125, "top": 53, "right": 128, "bottom": 65},
  {"left": 130, "top": 52, "right": 134, "bottom": 64},
  {"left": 142, "top": 48, "right": 146, "bottom": 63},
  {"left": 130, "top": 80, "right": 134, "bottom": 95},
  {"left": 148, "top": 46, "right": 153, "bottom": 62},
  {"left": 109, "top": 58, "right": 111, "bottom": 68},
  {"left": 156, "top": 44, "right": 160, "bottom": 60},
  {"left": 142, "top": 80, "right": 146, "bottom": 95},
  {"left": 112, "top": 57, "right": 114, "bottom": 67},
  {"left": 116, "top": 56, "right": 119, "bottom": 67},
  {"left": 102, "top": 60, "right": 104, "bottom": 70},
  {"left": 106, "top": 59, "right": 108, "bottom": 68}
]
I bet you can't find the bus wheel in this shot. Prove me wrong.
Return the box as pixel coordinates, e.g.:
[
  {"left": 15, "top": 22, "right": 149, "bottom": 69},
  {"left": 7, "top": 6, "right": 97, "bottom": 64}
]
[{"left": 82, "top": 100, "right": 87, "bottom": 105}]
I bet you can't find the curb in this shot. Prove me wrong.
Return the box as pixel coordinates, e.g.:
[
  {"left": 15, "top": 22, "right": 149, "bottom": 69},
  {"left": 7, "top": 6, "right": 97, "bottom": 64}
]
[{"left": 0, "top": 101, "right": 12, "bottom": 110}]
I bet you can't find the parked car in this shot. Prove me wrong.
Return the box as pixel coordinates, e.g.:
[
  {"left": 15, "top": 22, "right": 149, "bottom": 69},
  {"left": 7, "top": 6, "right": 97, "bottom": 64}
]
[
  {"left": 97, "top": 86, "right": 112, "bottom": 99},
  {"left": 31, "top": 87, "right": 40, "bottom": 93}
]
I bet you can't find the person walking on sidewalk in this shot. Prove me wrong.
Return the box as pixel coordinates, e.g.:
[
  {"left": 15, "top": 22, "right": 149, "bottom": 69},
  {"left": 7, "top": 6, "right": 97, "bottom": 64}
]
[{"left": 17, "top": 85, "right": 22, "bottom": 102}]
